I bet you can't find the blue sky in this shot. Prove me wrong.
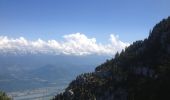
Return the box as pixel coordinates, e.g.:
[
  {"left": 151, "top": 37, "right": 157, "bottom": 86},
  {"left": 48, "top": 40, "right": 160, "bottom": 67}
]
[{"left": 0, "top": 0, "right": 170, "bottom": 43}]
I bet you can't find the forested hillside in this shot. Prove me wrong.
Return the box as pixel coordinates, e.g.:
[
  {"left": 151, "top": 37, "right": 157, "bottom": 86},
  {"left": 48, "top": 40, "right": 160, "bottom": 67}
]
[{"left": 53, "top": 17, "right": 170, "bottom": 100}]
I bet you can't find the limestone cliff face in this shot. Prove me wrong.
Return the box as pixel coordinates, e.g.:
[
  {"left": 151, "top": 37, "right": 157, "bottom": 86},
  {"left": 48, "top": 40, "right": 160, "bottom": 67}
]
[{"left": 53, "top": 17, "right": 170, "bottom": 100}]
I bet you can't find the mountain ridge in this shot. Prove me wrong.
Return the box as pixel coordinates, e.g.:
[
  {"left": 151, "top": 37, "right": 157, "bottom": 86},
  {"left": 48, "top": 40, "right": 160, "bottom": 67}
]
[{"left": 53, "top": 17, "right": 170, "bottom": 100}]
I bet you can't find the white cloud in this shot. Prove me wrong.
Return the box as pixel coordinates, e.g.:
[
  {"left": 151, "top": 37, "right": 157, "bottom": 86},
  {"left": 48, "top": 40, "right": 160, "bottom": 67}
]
[{"left": 0, "top": 33, "right": 130, "bottom": 56}]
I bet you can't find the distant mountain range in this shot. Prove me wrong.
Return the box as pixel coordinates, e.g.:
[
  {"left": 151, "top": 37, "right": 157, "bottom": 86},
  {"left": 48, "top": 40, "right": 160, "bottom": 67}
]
[
  {"left": 0, "top": 54, "right": 110, "bottom": 92},
  {"left": 54, "top": 17, "right": 170, "bottom": 100}
]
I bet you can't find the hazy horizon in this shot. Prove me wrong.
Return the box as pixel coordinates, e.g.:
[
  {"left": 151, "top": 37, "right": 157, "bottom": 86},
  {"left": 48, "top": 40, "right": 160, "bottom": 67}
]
[{"left": 0, "top": 0, "right": 170, "bottom": 100}]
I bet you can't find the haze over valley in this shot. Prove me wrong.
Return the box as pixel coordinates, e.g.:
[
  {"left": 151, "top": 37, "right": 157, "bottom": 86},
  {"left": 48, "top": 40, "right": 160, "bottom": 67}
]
[{"left": 0, "top": 0, "right": 169, "bottom": 100}]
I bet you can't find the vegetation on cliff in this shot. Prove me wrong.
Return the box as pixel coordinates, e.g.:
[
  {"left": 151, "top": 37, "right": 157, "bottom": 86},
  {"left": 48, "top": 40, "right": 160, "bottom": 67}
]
[
  {"left": 0, "top": 91, "right": 11, "bottom": 100},
  {"left": 53, "top": 17, "right": 170, "bottom": 100}
]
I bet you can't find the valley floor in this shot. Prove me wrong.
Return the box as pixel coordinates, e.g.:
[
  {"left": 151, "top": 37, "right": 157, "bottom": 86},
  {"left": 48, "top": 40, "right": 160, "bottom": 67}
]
[{"left": 8, "top": 86, "right": 65, "bottom": 100}]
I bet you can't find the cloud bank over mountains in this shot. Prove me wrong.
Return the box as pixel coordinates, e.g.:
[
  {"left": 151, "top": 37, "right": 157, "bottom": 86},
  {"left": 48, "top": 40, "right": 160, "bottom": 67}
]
[{"left": 0, "top": 33, "right": 129, "bottom": 56}]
